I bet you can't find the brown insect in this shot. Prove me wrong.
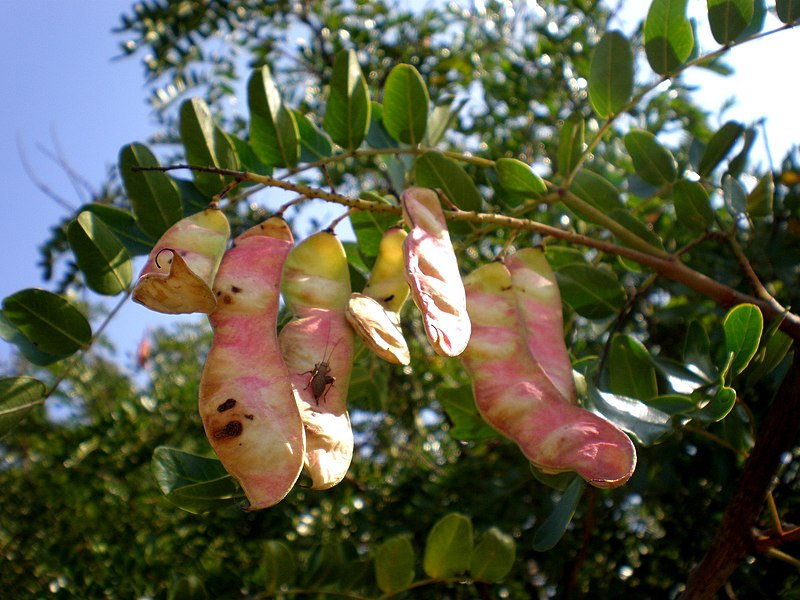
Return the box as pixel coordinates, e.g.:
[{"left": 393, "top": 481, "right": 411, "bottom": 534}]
[{"left": 302, "top": 336, "right": 341, "bottom": 404}]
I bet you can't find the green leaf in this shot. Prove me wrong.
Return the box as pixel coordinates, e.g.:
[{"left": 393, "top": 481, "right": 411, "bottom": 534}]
[
  {"left": 683, "top": 320, "right": 716, "bottom": 380},
  {"left": 263, "top": 540, "right": 296, "bottom": 594},
  {"left": 415, "top": 151, "right": 482, "bottom": 211},
  {"left": 2, "top": 289, "right": 91, "bottom": 357},
  {"left": 437, "top": 386, "right": 498, "bottom": 442},
  {"left": 248, "top": 66, "right": 300, "bottom": 167},
  {"left": 382, "top": 64, "right": 429, "bottom": 145},
  {"left": 727, "top": 126, "right": 757, "bottom": 178},
  {"left": 555, "top": 264, "right": 626, "bottom": 319},
  {"left": 652, "top": 356, "right": 711, "bottom": 393},
  {"left": 0, "top": 314, "right": 61, "bottom": 366},
  {"left": 423, "top": 513, "right": 473, "bottom": 579},
  {"left": 588, "top": 31, "right": 634, "bottom": 118},
  {"left": 119, "top": 142, "right": 183, "bottom": 239},
  {"left": 673, "top": 179, "right": 714, "bottom": 231},
  {"left": 229, "top": 134, "right": 272, "bottom": 178},
  {"left": 608, "top": 334, "right": 658, "bottom": 400},
  {"left": 375, "top": 535, "right": 416, "bottom": 593},
  {"left": 151, "top": 446, "right": 244, "bottom": 514},
  {"left": 698, "top": 121, "right": 744, "bottom": 177},
  {"left": 557, "top": 113, "right": 584, "bottom": 176},
  {"left": 777, "top": 0, "right": 800, "bottom": 23},
  {"left": 168, "top": 575, "right": 208, "bottom": 600},
  {"left": 543, "top": 246, "right": 589, "bottom": 269},
  {"left": 746, "top": 172, "right": 774, "bottom": 218},
  {"left": 495, "top": 158, "right": 547, "bottom": 197},
  {"left": 533, "top": 478, "right": 584, "bottom": 551},
  {"left": 365, "top": 102, "right": 399, "bottom": 150},
  {"left": 608, "top": 209, "right": 664, "bottom": 251},
  {"left": 350, "top": 196, "right": 399, "bottom": 267},
  {"left": 294, "top": 110, "right": 333, "bottom": 162},
  {"left": 723, "top": 174, "right": 748, "bottom": 214},
  {"left": 624, "top": 130, "right": 678, "bottom": 185},
  {"left": 424, "top": 100, "right": 465, "bottom": 147},
  {"left": 324, "top": 49, "right": 371, "bottom": 150},
  {"left": 690, "top": 382, "right": 737, "bottom": 422},
  {"left": 707, "top": 0, "right": 754, "bottom": 44},
  {"left": 645, "top": 394, "right": 698, "bottom": 415},
  {"left": 531, "top": 467, "right": 579, "bottom": 492},
  {"left": 585, "top": 387, "right": 672, "bottom": 446},
  {"left": 723, "top": 303, "right": 763, "bottom": 376},
  {"left": 569, "top": 169, "right": 624, "bottom": 221},
  {"left": 179, "top": 98, "right": 239, "bottom": 196},
  {"left": 68, "top": 212, "right": 132, "bottom": 296},
  {"left": 736, "top": 0, "right": 766, "bottom": 40},
  {"left": 0, "top": 376, "right": 46, "bottom": 437},
  {"left": 644, "top": 0, "right": 695, "bottom": 75},
  {"left": 469, "top": 528, "right": 515, "bottom": 583},
  {"left": 748, "top": 329, "right": 793, "bottom": 382},
  {"left": 84, "top": 204, "right": 155, "bottom": 256}
]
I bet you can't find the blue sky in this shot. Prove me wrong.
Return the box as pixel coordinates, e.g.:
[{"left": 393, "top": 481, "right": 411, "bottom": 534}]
[{"left": 0, "top": 1, "right": 798, "bottom": 369}]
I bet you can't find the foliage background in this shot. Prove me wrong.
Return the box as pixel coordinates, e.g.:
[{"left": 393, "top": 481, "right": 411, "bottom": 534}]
[{"left": 1, "top": 1, "right": 799, "bottom": 598}]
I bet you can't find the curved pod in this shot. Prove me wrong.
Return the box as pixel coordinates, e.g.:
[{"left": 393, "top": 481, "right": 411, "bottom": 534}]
[
  {"left": 279, "top": 232, "right": 355, "bottom": 490},
  {"left": 460, "top": 261, "right": 636, "bottom": 488},
  {"left": 199, "top": 217, "right": 305, "bottom": 509},
  {"left": 401, "top": 187, "right": 470, "bottom": 357},
  {"left": 132, "top": 207, "right": 230, "bottom": 314}
]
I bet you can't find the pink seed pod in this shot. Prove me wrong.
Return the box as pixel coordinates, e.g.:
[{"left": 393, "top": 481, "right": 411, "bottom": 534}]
[
  {"left": 401, "top": 187, "right": 471, "bottom": 357},
  {"left": 460, "top": 261, "right": 636, "bottom": 488},
  {"left": 279, "top": 232, "right": 355, "bottom": 490},
  {"left": 198, "top": 217, "right": 305, "bottom": 509},
  {"left": 347, "top": 227, "right": 411, "bottom": 365},
  {"left": 132, "top": 207, "right": 230, "bottom": 314},
  {"left": 505, "top": 248, "right": 577, "bottom": 403}
]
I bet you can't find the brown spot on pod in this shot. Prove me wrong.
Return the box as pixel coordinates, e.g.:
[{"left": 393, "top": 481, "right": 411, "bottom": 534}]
[
  {"left": 217, "top": 398, "right": 236, "bottom": 412},
  {"left": 212, "top": 421, "right": 243, "bottom": 440},
  {"left": 244, "top": 414, "right": 255, "bottom": 421},
  {"left": 231, "top": 286, "right": 242, "bottom": 293},
  {"left": 222, "top": 294, "right": 232, "bottom": 304}
]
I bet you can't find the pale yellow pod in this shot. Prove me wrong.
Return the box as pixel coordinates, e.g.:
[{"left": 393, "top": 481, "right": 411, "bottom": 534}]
[{"left": 346, "top": 293, "right": 410, "bottom": 365}]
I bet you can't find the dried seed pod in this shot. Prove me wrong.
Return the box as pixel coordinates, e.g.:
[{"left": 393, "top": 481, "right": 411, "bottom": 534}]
[
  {"left": 460, "top": 261, "right": 636, "bottom": 488},
  {"left": 198, "top": 217, "right": 305, "bottom": 509},
  {"left": 347, "top": 227, "right": 410, "bottom": 365},
  {"left": 401, "top": 187, "right": 471, "bottom": 357},
  {"left": 132, "top": 207, "right": 230, "bottom": 314},
  {"left": 278, "top": 232, "right": 355, "bottom": 490},
  {"left": 506, "top": 248, "right": 577, "bottom": 402}
]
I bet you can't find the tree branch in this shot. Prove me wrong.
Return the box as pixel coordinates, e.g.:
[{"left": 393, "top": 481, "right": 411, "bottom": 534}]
[{"left": 681, "top": 349, "right": 800, "bottom": 599}]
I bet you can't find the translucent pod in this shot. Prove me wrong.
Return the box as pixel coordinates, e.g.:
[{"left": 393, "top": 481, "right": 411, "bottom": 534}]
[
  {"left": 279, "top": 232, "right": 355, "bottom": 490},
  {"left": 347, "top": 227, "right": 411, "bottom": 365},
  {"left": 460, "top": 261, "right": 636, "bottom": 489},
  {"left": 198, "top": 217, "right": 305, "bottom": 509},
  {"left": 401, "top": 187, "right": 471, "bottom": 357},
  {"left": 505, "top": 248, "right": 577, "bottom": 403},
  {"left": 132, "top": 207, "right": 230, "bottom": 314}
]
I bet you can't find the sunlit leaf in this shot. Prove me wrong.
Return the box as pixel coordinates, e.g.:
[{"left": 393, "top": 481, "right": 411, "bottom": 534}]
[
  {"left": 415, "top": 151, "right": 482, "bottom": 211},
  {"left": 382, "top": 64, "right": 429, "bottom": 146},
  {"left": 494, "top": 158, "right": 547, "bottom": 197},
  {"left": 557, "top": 113, "right": 584, "bottom": 176},
  {"left": 68, "top": 212, "right": 132, "bottom": 295},
  {"left": 698, "top": 121, "right": 743, "bottom": 177},
  {"left": 588, "top": 31, "right": 634, "bottom": 118},
  {"left": 324, "top": 49, "right": 371, "bottom": 150},
  {"left": 0, "top": 376, "right": 46, "bottom": 437},
  {"left": 179, "top": 98, "right": 239, "bottom": 196},
  {"left": 585, "top": 387, "right": 673, "bottom": 446},
  {"left": 624, "top": 129, "right": 677, "bottom": 185},
  {"left": 119, "top": 142, "right": 183, "bottom": 239},
  {"left": 556, "top": 264, "right": 626, "bottom": 319},
  {"left": 707, "top": 0, "right": 754, "bottom": 44},
  {"left": 569, "top": 169, "right": 624, "bottom": 221},
  {"left": 85, "top": 203, "right": 155, "bottom": 256},
  {"left": 294, "top": 110, "right": 333, "bottom": 162},
  {"left": 2, "top": 289, "right": 91, "bottom": 357},
  {"left": 723, "top": 174, "right": 748, "bottom": 214},
  {"left": 423, "top": 513, "right": 473, "bottom": 578},
  {"left": 644, "top": 0, "right": 694, "bottom": 75},
  {"left": 723, "top": 303, "right": 763, "bottom": 376},
  {"left": 746, "top": 172, "right": 774, "bottom": 219},
  {"left": 248, "top": 66, "right": 300, "bottom": 167},
  {"left": 0, "top": 314, "right": 61, "bottom": 366}
]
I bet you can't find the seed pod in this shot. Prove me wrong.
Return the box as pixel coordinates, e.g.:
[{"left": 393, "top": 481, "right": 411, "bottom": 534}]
[
  {"left": 132, "top": 207, "right": 230, "bottom": 314},
  {"left": 401, "top": 187, "right": 470, "bottom": 357},
  {"left": 505, "top": 248, "right": 576, "bottom": 402},
  {"left": 460, "top": 261, "right": 636, "bottom": 488},
  {"left": 279, "top": 232, "right": 355, "bottom": 490},
  {"left": 347, "top": 227, "right": 410, "bottom": 365},
  {"left": 198, "top": 217, "right": 305, "bottom": 509}
]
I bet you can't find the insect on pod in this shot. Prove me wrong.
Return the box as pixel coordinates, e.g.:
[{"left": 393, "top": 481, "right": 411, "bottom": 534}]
[
  {"left": 460, "top": 260, "right": 636, "bottom": 488},
  {"left": 198, "top": 217, "right": 305, "bottom": 509},
  {"left": 401, "top": 187, "right": 471, "bottom": 357},
  {"left": 132, "top": 207, "right": 230, "bottom": 314},
  {"left": 347, "top": 227, "right": 411, "bottom": 365},
  {"left": 278, "top": 231, "right": 355, "bottom": 490}
]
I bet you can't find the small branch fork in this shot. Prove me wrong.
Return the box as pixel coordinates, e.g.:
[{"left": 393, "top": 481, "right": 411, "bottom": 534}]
[{"left": 132, "top": 163, "right": 800, "bottom": 341}]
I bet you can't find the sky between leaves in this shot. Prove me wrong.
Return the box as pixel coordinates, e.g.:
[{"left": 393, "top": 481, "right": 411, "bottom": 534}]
[{"left": 0, "top": 0, "right": 798, "bottom": 369}]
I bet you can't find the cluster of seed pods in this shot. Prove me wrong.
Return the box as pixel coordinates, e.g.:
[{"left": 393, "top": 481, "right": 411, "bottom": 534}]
[{"left": 132, "top": 186, "right": 636, "bottom": 508}]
